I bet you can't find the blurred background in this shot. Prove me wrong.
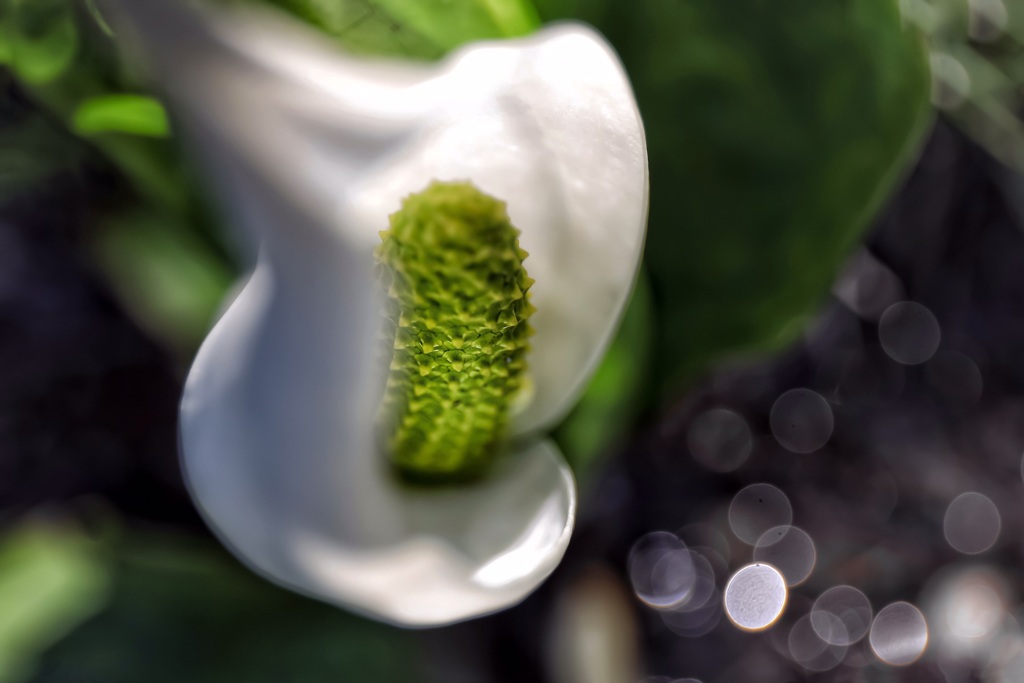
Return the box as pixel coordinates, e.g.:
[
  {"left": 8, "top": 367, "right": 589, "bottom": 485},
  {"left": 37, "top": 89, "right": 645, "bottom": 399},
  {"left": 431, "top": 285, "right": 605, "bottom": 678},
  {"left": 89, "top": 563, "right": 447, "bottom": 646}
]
[{"left": 0, "top": 0, "right": 1022, "bottom": 680}]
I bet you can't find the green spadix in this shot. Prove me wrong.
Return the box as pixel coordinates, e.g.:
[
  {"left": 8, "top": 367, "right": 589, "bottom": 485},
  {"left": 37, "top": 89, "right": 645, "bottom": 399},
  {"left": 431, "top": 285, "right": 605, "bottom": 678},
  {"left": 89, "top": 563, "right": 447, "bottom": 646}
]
[{"left": 376, "top": 181, "right": 535, "bottom": 482}]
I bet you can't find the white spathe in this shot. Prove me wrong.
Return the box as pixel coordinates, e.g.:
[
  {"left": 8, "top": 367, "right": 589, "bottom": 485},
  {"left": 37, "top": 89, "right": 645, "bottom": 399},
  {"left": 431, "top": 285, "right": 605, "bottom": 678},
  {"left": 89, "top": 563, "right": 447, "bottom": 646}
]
[{"left": 114, "top": 0, "right": 648, "bottom": 626}]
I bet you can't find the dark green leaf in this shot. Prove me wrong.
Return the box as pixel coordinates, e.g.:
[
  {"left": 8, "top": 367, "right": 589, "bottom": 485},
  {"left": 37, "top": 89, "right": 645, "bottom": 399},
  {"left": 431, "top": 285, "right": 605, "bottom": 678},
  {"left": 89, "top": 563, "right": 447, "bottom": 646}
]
[
  {"left": 0, "top": 0, "right": 78, "bottom": 84},
  {"left": 35, "top": 536, "right": 419, "bottom": 683},
  {"left": 536, "top": 0, "right": 932, "bottom": 395}
]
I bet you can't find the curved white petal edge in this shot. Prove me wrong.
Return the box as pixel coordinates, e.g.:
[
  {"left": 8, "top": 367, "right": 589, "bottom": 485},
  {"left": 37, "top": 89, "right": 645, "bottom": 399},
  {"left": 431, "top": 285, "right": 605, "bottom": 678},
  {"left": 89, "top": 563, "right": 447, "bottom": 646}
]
[{"left": 114, "top": 0, "right": 647, "bottom": 626}]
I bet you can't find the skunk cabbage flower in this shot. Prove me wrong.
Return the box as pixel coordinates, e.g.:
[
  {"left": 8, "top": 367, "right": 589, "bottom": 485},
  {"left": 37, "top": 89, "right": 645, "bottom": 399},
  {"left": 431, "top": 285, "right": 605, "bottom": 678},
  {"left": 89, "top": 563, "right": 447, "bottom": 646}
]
[{"left": 114, "top": 0, "right": 647, "bottom": 626}]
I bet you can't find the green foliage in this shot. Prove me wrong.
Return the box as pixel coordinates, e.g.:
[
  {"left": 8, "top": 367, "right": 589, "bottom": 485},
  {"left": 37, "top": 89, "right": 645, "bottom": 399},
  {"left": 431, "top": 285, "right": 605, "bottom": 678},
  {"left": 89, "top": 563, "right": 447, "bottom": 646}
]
[
  {"left": 0, "top": 0, "right": 237, "bottom": 360},
  {"left": 250, "top": 0, "right": 539, "bottom": 58},
  {"left": 0, "top": 0, "right": 91, "bottom": 201},
  {"left": 0, "top": 522, "right": 109, "bottom": 683},
  {"left": 535, "top": 0, "right": 933, "bottom": 394},
  {"left": 369, "top": 0, "right": 539, "bottom": 51},
  {"left": 73, "top": 95, "right": 170, "bottom": 138},
  {"left": 377, "top": 181, "right": 534, "bottom": 481},
  {"left": 0, "top": 0, "right": 78, "bottom": 85},
  {"left": 90, "top": 209, "right": 236, "bottom": 354},
  {"left": 34, "top": 537, "right": 418, "bottom": 683}
]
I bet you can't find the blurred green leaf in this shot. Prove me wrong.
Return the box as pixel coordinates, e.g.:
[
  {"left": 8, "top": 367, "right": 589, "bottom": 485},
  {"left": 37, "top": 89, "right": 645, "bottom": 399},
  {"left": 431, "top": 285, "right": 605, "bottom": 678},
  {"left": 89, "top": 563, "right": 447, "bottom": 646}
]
[
  {"left": 556, "top": 272, "right": 652, "bottom": 479},
  {"left": 254, "top": 0, "right": 539, "bottom": 58},
  {"left": 0, "top": 0, "right": 78, "bottom": 85},
  {"left": 0, "top": 521, "right": 109, "bottom": 683},
  {"left": 536, "top": 0, "right": 932, "bottom": 395},
  {"left": 255, "top": 0, "right": 439, "bottom": 57},
  {"left": 369, "top": 0, "right": 539, "bottom": 50},
  {"left": 35, "top": 536, "right": 419, "bottom": 683},
  {"left": 91, "top": 210, "right": 235, "bottom": 354},
  {"left": 72, "top": 95, "right": 170, "bottom": 138},
  {"left": 0, "top": 0, "right": 238, "bottom": 355}
]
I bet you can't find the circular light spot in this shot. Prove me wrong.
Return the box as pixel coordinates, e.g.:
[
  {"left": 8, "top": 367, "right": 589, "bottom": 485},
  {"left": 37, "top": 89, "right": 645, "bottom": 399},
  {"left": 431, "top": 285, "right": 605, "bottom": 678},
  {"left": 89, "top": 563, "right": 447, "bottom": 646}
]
[
  {"left": 628, "top": 532, "right": 696, "bottom": 609},
  {"left": 661, "top": 592, "right": 721, "bottom": 638},
  {"left": 770, "top": 388, "right": 834, "bottom": 453},
  {"left": 832, "top": 249, "right": 904, "bottom": 321},
  {"left": 678, "top": 523, "right": 731, "bottom": 566},
  {"left": 946, "top": 579, "right": 1002, "bottom": 640},
  {"left": 943, "top": 492, "right": 1001, "bottom": 555},
  {"left": 788, "top": 613, "right": 847, "bottom": 672},
  {"left": 687, "top": 409, "right": 752, "bottom": 473},
  {"left": 879, "top": 302, "right": 941, "bottom": 365},
  {"left": 670, "top": 552, "right": 717, "bottom": 613},
  {"left": 925, "top": 351, "right": 983, "bottom": 403},
  {"left": 728, "top": 484, "right": 794, "bottom": 545},
  {"left": 811, "top": 586, "right": 873, "bottom": 645},
  {"left": 689, "top": 546, "right": 727, "bottom": 581},
  {"left": 723, "top": 564, "right": 788, "bottom": 632},
  {"left": 870, "top": 602, "right": 929, "bottom": 666},
  {"left": 923, "top": 566, "right": 1012, "bottom": 660},
  {"left": 753, "top": 526, "right": 816, "bottom": 587}
]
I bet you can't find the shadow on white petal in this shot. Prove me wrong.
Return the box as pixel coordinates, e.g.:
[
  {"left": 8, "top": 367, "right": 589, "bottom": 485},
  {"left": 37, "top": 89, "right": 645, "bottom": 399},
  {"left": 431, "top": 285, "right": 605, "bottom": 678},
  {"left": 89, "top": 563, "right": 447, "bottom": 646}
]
[
  {"left": 182, "top": 253, "right": 575, "bottom": 627},
  {"left": 288, "top": 440, "right": 575, "bottom": 627}
]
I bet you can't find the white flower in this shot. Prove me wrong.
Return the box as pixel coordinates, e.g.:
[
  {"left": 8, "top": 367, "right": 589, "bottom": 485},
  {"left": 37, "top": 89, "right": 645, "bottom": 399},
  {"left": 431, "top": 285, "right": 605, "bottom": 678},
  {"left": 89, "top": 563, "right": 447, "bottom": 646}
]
[{"left": 114, "top": 0, "right": 648, "bottom": 626}]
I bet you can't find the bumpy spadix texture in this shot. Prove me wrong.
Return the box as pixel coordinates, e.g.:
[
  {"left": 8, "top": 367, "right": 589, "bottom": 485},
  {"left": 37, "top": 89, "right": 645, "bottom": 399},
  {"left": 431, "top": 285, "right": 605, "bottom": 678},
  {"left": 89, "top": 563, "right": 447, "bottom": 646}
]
[{"left": 376, "top": 181, "right": 534, "bottom": 480}]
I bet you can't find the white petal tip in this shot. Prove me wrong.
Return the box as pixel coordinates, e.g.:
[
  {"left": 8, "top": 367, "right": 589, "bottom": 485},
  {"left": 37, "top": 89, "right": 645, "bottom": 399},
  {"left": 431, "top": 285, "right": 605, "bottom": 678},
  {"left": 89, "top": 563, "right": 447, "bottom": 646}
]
[{"left": 283, "top": 440, "right": 576, "bottom": 626}]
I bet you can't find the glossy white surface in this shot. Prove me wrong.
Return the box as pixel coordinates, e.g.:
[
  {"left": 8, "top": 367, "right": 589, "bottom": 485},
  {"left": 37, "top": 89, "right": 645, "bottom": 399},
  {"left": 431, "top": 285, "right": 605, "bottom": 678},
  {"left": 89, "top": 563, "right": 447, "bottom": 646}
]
[
  {"left": 723, "top": 564, "right": 788, "bottom": 632},
  {"left": 869, "top": 602, "right": 929, "bottom": 666},
  {"left": 114, "top": 0, "right": 647, "bottom": 625}
]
